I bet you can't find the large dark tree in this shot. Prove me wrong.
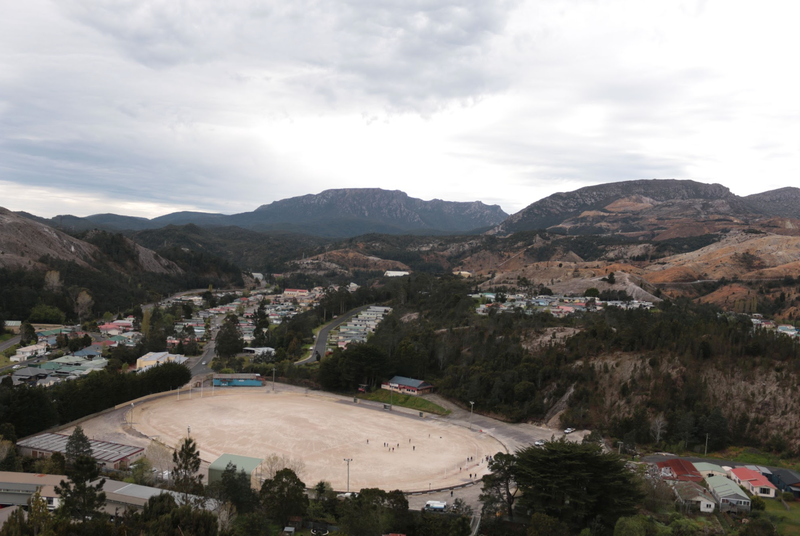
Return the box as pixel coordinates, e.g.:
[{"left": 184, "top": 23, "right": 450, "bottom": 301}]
[
  {"left": 259, "top": 468, "right": 308, "bottom": 527},
  {"left": 479, "top": 452, "right": 518, "bottom": 519},
  {"left": 55, "top": 454, "right": 107, "bottom": 523},
  {"left": 172, "top": 438, "right": 204, "bottom": 503},
  {"left": 215, "top": 314, "right": 244, "bottom": 360},
  {"left": 65, "top": 425, "right": 92, "bottom": 465},
  {"left": 512, "top": 438, "right": 642, "bottom": 534},
  {"left": 209, "top": 461, "right": 259, "bottom": 515}
]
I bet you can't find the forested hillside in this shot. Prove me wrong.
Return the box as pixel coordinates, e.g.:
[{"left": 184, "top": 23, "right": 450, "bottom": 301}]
[{"left": 311, "top": 274, "right": 800, "bottom": 456}]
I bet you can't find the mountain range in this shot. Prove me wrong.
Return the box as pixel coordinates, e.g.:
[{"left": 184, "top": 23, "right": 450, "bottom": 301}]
[
  {"left": 17, "top": 182, "right": 800, "bottom": 241},
  {"left": 489, "top": 179, "right": 800, "bottom": 237},
  {"left": 22, "top": 189, "right": 509, "bottom": 238}
]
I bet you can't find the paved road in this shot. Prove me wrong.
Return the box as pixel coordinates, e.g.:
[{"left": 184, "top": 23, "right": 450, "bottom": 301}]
[
  {"left": 296, "top": 304, "right": 372, "bottom": 365},
  {"left": 0, "top": 335, "right": 21, "bottom": 355}
]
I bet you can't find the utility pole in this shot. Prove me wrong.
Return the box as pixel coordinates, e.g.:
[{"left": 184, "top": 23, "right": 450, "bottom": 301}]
[
  {"left": 469, "top": 401, "right": 475, "bottom": 431},
  {"left": 705, "top": 433, "right": 709, "bottom": 456},
  {"left": 343, "top": 458, "right": 353, "bottom": 493}
]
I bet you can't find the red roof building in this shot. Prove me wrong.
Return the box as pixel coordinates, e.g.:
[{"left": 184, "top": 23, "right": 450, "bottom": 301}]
[
  {"left": 656, "top": 459, "right": 703, "bottom": 483},
  {"left": 729, "top": 467, "right": 777, "bottom": 498}
]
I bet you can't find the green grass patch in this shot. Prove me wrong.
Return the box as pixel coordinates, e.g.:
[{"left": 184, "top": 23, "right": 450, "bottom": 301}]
[
  {"left": 706, "top": 447, "right": 800, "bottom": 472},
  {"left": 0, "top": 355, "right": 11, "bottom": 368},
  {"left": 764, "top": 498, "right": 800, "bottom": 535},
  {"left": 1, "top": 345, "right": 19, "bottom": 359},
  {"left": 357, "top": 389, "right": 450, "bottom": 416},
  {"left": 0, "top": 333, "right": 14, "bottom": 342}
]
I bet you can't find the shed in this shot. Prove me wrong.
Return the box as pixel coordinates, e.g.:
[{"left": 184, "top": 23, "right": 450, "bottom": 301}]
[{"left": 208, "top": 454, "right": 263, "bottom": 487}]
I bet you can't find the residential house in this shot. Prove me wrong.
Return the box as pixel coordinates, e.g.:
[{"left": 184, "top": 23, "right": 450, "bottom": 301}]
[
  {"left": 656, "top": 459, "right": 703, "bottom": 483},
  {"left": 769, "top": 468, "right": 800, "bottom": 498},
  {"left": 729, "top": 467, "right": 777, "bottom": 498},
  {"left": 693, "top": 462, "right": 727, "bottom": 479},
  {"left": 11, "top": 342, "right": 49, "bottom": 362},
  {"left": 673, "top": 481, "right": 716, "bottom": 513},
  {"left": 706, "top": 475, "right": 751, "bottom": 513}
]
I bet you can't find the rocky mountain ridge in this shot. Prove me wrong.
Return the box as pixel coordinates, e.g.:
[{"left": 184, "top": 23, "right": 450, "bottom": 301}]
[
  {"left": 0, "top": 207, "right": 182, "bottom": 275},
  {"left": 24, "top": 188, "right": 508, "bottom": 238},
  {"left": 489, "top": 179, "right": 800, "bottom": 237}
]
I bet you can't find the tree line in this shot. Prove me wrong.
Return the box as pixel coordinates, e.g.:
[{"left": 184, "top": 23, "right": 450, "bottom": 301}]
[{"left": 0, "top": 362, "right": 190, "bottom": 439}]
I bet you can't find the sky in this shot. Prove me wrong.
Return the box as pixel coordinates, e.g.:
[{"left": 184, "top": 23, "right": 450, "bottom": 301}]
[{"left": 2, "top": 0, "right": 800, "bottom": 219}]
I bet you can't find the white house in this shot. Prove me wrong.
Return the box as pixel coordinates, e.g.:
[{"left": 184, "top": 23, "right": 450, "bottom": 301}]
[
  {"left": 673, "top": 481, "right": 716, "bottom": 513},
  {"left": 11, "top": 342, "right": 48, "bottom": 362}
]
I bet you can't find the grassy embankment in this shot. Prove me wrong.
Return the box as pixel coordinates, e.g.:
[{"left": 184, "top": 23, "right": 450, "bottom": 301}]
[
  {"left": 764, "top": 499, "right": 800, "bottom": 535},
  {"left": 357, "top": 389, "right": 450, "bottom": 416}
]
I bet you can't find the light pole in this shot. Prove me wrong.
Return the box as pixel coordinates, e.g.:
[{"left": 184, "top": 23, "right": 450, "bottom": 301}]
[
  {"left": 129, "top": 403, "right": 134, "bottom": 426},
  {"left": 272, "top": 368, "right": 276, "bottom": 392},
  {"left": 343, "top": 458, "right": 353, "bottom": 493},
  {"left": 469, "top": 401, "right": 475, "bottom": 430}
]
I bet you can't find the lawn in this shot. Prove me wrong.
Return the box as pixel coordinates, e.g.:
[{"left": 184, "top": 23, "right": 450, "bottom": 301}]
[
  {"left": 764, "top": 498, "right": 800, "bottom": 535},
  {"left": 707, "top": 447, "right": 800, "bottom": 473},
  {"left": 357, "top": 390, "right": 450, "bottom": 416}
]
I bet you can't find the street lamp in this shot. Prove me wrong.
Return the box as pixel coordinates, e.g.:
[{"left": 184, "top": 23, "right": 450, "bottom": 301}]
[
  {"left": 272, "top": 368, "right": 276, "bottom": 392},
  {"left": 469, "top": 401, "right": 475, "bottom": 430},
  {"left": 343, "top": 458, "right": 353, "bottom": 493}
]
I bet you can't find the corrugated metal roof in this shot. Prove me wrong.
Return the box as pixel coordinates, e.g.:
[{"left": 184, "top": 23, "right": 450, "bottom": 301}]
[
  {"left": 209, "top": 454, "right": 263, "bottom": 474},
  {"left": 387, "top": 376, "right": 431, "bottom": 389},
  {"left": 17, "top": 433, "right": 143, "bottom": 464},
  {"left": 707, "top": 475, "right": 749, "bottom": 500}
]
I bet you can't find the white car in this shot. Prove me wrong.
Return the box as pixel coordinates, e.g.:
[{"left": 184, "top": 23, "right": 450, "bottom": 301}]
[
  {"left": 534, "top": 440, "right": 546, "bottom": 447},
  {"left": 564, "top": 428, "right": 576, "bottom": 434}
]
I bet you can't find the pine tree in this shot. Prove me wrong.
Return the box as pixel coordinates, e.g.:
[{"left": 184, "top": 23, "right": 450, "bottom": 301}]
[
  {"left": 65, "top": 426, "right": 92, "bottom": 465},
  {"left": 55, "top": 454, "right": 107, "bottom": 522},
  {"left": 172, "top": 438, "right": 204, "bottom": 504}
]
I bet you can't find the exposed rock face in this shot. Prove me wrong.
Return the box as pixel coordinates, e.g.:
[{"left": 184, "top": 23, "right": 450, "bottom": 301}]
[
  {"left": 491, "top": 179, "right": 752, "bottom": 235},
  {"left": 0, "top": 207, "right": 98, "bottom": 269},
  {"left": 744, "top": 187, "right": 800, "bottom": 219},
  {"left": 0, "top": 207, "right": 182, "bottom": 275},
  {"left": 246, "top": 188, "right": 508, "bottom": 235}
]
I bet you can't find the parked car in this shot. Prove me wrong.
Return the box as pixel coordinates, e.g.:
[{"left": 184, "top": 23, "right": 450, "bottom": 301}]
[
  {"left": 534, "top": 440, "right": 546, "bottom": 447},
  {"left": 564, "top": 428, "right": 575, "bottom": 434}
]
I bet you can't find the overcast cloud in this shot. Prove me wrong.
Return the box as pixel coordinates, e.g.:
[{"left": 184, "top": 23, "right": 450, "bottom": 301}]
[{"left": 2, "top": 0, "right": 800, "bottom": 218}]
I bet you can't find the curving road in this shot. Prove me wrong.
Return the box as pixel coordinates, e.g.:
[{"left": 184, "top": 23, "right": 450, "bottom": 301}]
[{"left": 296, "top": 305, "right": 372, "bottom": 365}]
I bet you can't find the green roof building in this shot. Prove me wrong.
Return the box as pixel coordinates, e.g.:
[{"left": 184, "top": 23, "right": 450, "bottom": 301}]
[{"left": 208, "top": 454, "right": 263, "bottom": 487}]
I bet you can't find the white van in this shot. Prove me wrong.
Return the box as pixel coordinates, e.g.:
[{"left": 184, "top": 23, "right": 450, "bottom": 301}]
[{"left": 423, "top": 500, "right": 447, "bottom": 512}]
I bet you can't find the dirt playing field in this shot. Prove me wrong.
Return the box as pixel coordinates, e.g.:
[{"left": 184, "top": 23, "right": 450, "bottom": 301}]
[{"left": 129, "top": 389, "right": 503, "bottom": 492}]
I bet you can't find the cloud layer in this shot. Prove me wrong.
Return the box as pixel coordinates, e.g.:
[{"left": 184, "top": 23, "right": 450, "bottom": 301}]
[{"left": 2, "top": 0, "right": 800, "bottom": 218}]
